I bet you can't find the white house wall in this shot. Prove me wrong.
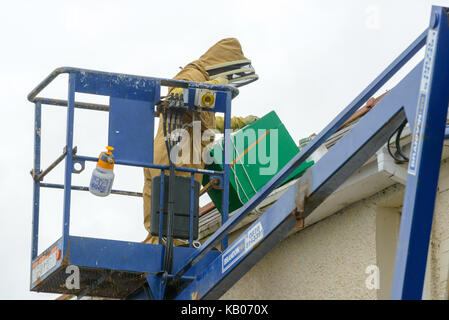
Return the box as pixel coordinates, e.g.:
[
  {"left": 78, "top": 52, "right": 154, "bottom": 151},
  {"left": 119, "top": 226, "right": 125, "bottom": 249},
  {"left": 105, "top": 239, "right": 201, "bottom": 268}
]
[{"left": 220, "top": 157, "right": 449, "bottom": 299}]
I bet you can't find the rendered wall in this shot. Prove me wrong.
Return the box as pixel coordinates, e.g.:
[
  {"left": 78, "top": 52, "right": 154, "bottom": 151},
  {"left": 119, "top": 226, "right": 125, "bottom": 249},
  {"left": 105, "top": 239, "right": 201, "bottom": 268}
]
[
  {"left": 425, "top": 158, "right": 449, "bottom": 300},
  {"left": 222, "top": 199, "right": 379, "bottom": 300}
]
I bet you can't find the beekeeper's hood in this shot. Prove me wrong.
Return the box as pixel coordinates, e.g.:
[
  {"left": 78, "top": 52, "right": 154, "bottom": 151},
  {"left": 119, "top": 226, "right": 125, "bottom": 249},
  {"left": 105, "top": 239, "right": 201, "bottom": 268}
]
[{"left": 200, "top": 38, "right": 258, "bottom": 87}]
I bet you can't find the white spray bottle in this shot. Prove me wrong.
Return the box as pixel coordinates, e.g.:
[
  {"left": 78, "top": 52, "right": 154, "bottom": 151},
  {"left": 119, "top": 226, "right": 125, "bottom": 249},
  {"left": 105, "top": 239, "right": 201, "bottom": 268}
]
[{"left": 89, "top": 146, "right": 115, "bottom": 197}]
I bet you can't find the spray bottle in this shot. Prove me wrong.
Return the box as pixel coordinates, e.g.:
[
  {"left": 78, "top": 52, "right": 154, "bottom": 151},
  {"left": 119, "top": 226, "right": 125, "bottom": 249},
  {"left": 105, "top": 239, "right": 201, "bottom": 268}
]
[{"left": 89, "top": 146, "right": 115, "bottom": 197}]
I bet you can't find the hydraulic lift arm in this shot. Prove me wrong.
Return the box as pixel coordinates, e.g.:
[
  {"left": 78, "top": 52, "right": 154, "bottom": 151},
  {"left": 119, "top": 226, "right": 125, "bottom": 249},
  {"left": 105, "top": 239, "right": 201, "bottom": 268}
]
[{"left": 172, "top": 6, "right": 449, "bottom": 300}]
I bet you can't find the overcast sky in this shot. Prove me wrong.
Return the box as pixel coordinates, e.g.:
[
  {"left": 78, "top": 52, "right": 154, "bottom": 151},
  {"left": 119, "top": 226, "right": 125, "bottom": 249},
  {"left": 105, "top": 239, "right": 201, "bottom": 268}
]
[{"left": 1, "top": 0, "right": 448, "bottom": 299}]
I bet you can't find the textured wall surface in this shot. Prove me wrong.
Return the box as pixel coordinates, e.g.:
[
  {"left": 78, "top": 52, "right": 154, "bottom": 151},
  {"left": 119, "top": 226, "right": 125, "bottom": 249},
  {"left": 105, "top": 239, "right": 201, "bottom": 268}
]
[
  {"left": 221, "top": 160, "right": 449, "bottom": 300},
  {"left": 426, "top": 158, "right": 449, "bottom": 300},
  {"left": 222, "top": 200, "right": 379, "bottom": 300}
]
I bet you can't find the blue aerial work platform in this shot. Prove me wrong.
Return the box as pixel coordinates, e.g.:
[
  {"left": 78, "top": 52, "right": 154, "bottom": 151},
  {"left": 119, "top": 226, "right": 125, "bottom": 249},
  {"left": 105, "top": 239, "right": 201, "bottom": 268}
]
[{"left": 29, "top": 6, "right": 449, "bottom": 300}]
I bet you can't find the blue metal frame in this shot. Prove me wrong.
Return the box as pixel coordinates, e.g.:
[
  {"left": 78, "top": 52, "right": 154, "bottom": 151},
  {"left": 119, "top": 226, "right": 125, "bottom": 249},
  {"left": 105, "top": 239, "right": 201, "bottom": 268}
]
[
  {"left": 173, "top": 5, "right": 449, "bottom": 299},
  {"left": 170, "top": 26, "right": 430, "bottom": 282},
  {"left": 28, "top": 67, "right": 236, "bottom": 298},
  {"left": 175, "top": 60, "right": 421, "bottom": 299},
  {"left": 31, "top": 102, "right": 41, "bottom": 260},
  {"left": 391, "top": 6, "right": 449, "bottom": 299},
  {"left": 30, "top": 235, "right": 220, "bottom": 298},
  {"left": 61, "top": 74, "right": 76, "bottom": 255}
]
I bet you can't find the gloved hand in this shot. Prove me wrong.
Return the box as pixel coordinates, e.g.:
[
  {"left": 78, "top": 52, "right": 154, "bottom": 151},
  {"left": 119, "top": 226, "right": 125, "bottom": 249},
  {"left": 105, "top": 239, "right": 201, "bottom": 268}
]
[
  {"left": 244, "top": 115, "right": 259, "bottom": 126},
  {"left": 169, "top": 87, "right": 183, "bottom": 97},
  {"left": 207, "top": 77, "right": 229, "bottom": 86},
  {"left": 215, "top": 115, "right": 260, "bottom": 133}
]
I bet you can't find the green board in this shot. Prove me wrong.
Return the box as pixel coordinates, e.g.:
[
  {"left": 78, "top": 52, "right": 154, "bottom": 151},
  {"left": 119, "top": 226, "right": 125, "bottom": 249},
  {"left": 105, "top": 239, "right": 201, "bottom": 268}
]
[{"left": 203, "top": 111, "right": 314, "bottom": 213}]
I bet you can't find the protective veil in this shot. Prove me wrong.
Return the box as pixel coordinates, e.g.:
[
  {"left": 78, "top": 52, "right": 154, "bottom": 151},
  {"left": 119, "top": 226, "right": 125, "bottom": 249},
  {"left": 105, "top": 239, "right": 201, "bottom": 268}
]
[{"left": 143, "top": 38, "right": 254, "bottom": 244}]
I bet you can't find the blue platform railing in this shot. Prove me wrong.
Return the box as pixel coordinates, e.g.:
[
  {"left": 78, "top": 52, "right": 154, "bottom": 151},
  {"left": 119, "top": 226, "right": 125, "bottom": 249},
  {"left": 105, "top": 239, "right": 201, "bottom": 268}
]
[{"left": 28, "top": 67, "right": 237, "bottom": 281}]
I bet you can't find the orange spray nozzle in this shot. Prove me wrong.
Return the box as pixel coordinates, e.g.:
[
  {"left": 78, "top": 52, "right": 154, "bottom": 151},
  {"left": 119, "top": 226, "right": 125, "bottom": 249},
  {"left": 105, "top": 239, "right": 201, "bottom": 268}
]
[
  {"left": 106, "top": 146, "right": 114, "bottom": 155},
  {"left": 97, "top": 146, "right": 115, "bottom": 170}
]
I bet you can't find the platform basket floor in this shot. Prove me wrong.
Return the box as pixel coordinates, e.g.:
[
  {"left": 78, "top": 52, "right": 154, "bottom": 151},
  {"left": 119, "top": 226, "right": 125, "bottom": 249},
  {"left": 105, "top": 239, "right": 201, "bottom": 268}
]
[{"left": 32, "top": 264, "right": 147, "bottom": 299}]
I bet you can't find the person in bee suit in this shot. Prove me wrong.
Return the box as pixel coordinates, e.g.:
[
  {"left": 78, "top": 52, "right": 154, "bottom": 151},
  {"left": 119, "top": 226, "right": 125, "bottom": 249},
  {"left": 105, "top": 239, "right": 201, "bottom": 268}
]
[{"left": 143, "top": 38, "right": 259, "bottom": 245}]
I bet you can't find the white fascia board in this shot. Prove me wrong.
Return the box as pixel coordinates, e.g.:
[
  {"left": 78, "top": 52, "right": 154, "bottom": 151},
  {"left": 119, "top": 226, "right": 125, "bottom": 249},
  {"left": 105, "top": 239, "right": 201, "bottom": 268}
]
[
  {"left": 304, "top": 154, "right": 395, "bottom": 227},
  {"left": 376, "top": 147, "right": 409, "bottom": 185}
]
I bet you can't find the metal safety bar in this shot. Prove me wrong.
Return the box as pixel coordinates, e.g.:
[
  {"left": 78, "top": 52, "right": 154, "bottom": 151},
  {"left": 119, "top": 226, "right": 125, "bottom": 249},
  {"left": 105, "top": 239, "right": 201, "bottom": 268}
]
[
  {"left": 40, "top": 183, "right": 143, "bottom": 198},
  {"left": 27, "top": 67, "right": 239, "bottom": 111}
]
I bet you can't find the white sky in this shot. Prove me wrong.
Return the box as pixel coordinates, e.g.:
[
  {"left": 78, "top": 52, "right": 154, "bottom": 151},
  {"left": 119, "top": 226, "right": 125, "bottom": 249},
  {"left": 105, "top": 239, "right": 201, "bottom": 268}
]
[{"left": 1, "top": 0, "right": 448, "bottom": 299}]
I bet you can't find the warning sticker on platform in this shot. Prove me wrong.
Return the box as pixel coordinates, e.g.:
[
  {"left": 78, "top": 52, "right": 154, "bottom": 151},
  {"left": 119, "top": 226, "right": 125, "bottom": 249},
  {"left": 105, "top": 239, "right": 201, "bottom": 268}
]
[
  {"left": 31, "top": 246, "right": 59, "bottom": 284},
  {"left": 222, "top": 222, "right": 264, "bottom": 273}
]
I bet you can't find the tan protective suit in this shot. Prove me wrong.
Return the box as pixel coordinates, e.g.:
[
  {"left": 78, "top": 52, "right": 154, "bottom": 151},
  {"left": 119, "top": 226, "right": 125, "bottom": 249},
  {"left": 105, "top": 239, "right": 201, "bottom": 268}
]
[{"left": 143, "top": 38, "right": 250, "bottom": 244}]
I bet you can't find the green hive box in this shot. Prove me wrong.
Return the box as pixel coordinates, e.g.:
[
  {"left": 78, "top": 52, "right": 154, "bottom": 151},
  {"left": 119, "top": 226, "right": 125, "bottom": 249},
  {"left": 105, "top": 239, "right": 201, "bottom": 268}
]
[{"left": 203, "top": 110, "right": 314, "bottom": 213}]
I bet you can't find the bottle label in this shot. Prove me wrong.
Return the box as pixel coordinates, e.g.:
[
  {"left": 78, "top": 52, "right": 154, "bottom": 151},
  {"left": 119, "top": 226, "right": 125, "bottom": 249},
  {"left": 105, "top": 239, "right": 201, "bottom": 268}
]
[{"left": 90, "top": 174, "right": 112, "bottom": 194}]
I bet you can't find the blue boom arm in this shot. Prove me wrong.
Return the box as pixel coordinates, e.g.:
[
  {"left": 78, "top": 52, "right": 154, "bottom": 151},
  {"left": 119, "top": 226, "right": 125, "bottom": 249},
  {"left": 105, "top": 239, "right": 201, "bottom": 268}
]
[{"left": 172, "top": 6, "right": 449, "bottom": 300}]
